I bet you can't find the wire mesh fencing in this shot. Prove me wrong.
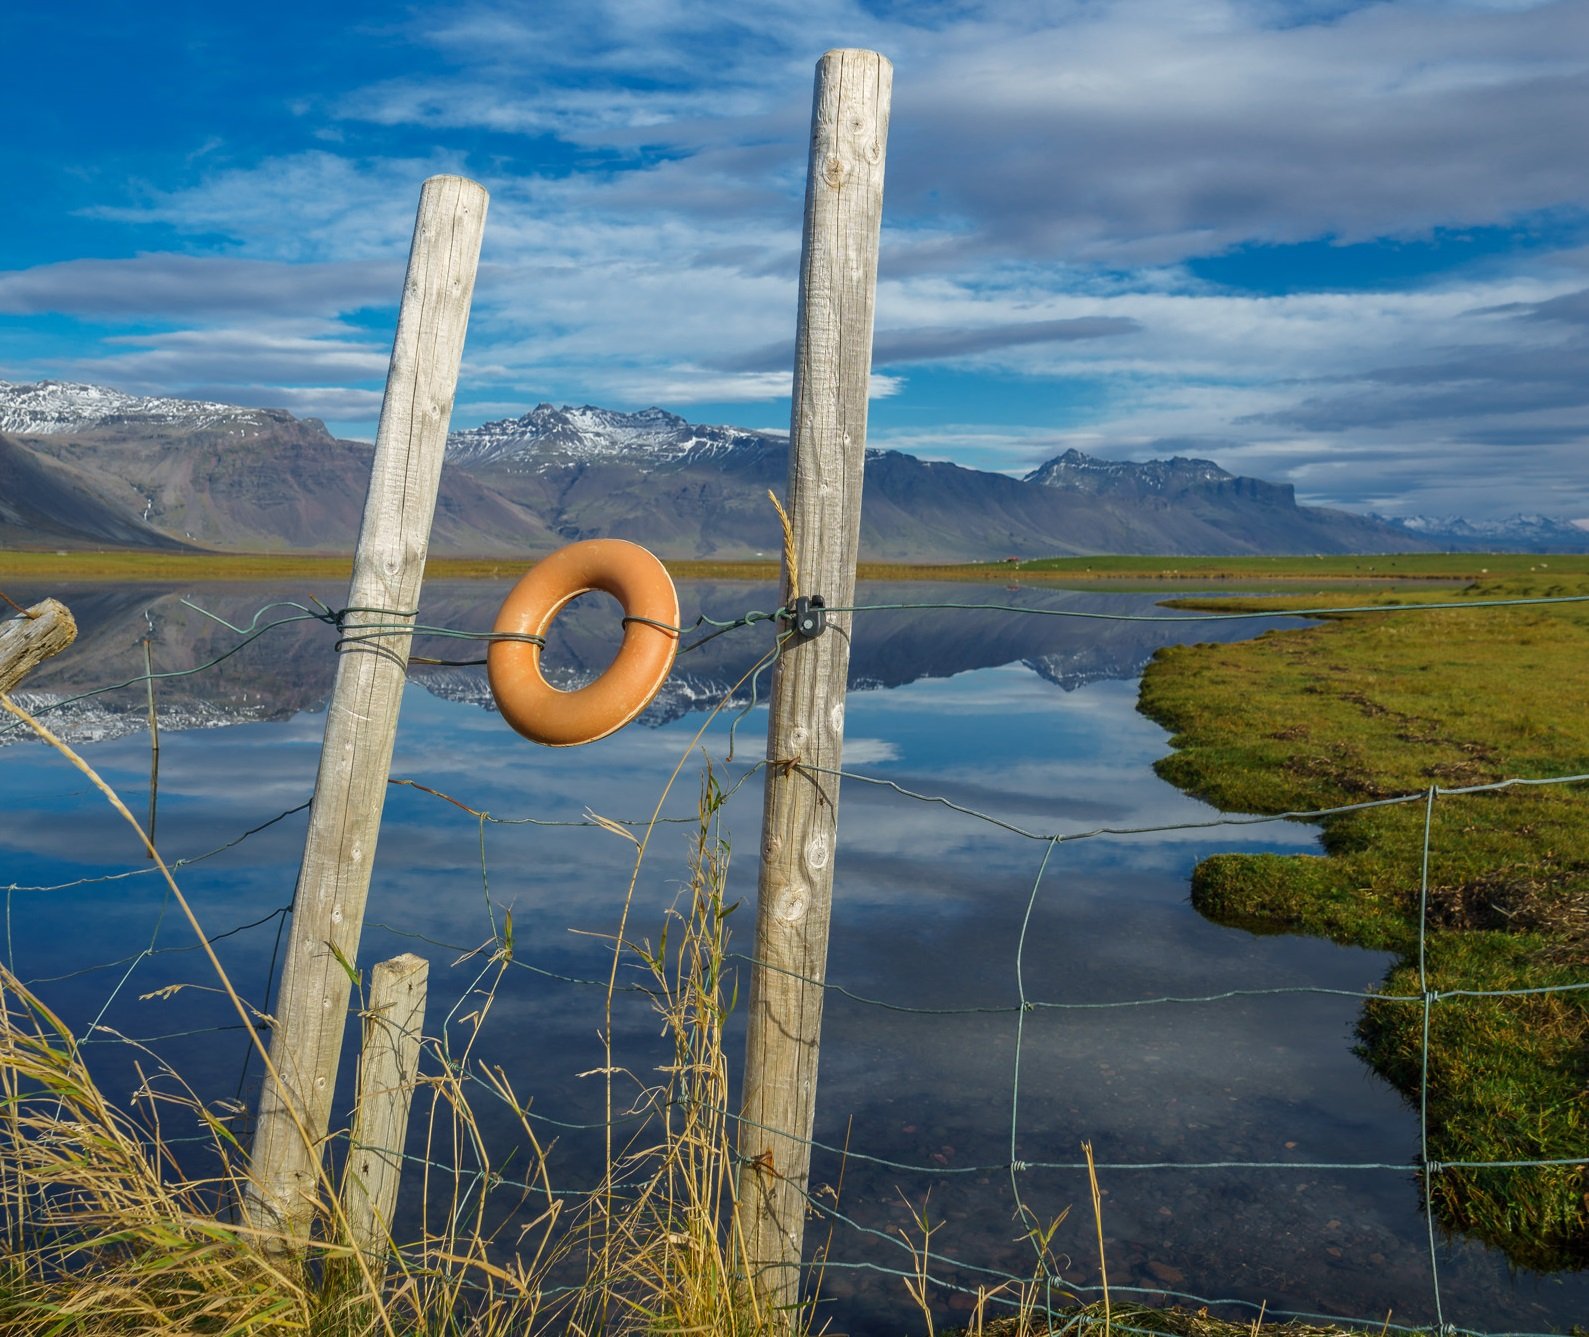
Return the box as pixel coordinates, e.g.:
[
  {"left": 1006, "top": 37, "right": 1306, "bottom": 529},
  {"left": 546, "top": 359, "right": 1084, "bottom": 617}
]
[{"left": 0, "top": 576, "right": 1585, "bottom": 1335}]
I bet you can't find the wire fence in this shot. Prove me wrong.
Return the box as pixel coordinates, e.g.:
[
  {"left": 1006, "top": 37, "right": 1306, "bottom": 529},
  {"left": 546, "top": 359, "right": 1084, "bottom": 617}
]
[{"left": 1, "top": 579, "right": 1586, "bottom": 1336}]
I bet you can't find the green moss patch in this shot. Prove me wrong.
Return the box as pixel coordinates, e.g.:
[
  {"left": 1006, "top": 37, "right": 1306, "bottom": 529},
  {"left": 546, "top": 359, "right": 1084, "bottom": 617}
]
[{"left": 1139, "top": 579, "right": 1589, "bottom": 1269}]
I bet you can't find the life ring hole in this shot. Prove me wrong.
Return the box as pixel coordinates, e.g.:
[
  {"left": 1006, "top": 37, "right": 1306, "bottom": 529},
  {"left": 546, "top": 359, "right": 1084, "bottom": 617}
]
[{"left": 536, "top": 589, "right": 628, "bottom": 691}]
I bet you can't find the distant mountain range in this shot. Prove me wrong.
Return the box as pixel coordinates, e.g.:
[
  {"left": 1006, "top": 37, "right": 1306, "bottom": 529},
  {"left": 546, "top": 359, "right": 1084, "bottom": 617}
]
[
  {"left": 2, "top": 379, "right": 1582, "bottom": 559},
  {"left": 1366, "top": 511, "right": 1589, "bottom": 553}
]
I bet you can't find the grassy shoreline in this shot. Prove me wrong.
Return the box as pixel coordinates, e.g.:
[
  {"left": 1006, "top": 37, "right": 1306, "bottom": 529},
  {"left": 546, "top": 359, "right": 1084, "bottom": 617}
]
[
  {"left": 1138, "top": 576, "right": 1589, "bottom": 1270},
  {"left": 6, "top": 547, "right": 1588, "bottom": 586}
]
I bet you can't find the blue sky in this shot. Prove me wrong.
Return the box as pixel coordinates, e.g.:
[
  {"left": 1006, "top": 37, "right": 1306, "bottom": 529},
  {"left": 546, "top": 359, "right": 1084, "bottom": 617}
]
[{"left": 2, "top": 0, "right": 1587, "bottom": 519}]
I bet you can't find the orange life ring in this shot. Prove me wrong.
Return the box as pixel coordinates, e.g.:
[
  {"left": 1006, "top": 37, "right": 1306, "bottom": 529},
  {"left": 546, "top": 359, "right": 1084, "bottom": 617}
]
[{"left": 488, "top": 539, "right": 680, "bottom": 747}]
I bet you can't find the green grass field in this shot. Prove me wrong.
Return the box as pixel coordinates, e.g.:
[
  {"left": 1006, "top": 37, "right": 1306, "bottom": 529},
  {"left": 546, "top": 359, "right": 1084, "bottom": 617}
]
[
  {"left": 1139, "top": 573, "right": 1589, "bottom": 1269},
  {"left": 6, "top": 546, "right": 1586, "bottom": 587},
  {"left": 1009, "top": 551, "right": 1589, "bottom": 581}
]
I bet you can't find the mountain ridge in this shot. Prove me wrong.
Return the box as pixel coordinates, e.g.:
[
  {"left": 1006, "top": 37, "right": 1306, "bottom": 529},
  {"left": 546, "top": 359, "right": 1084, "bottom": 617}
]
[{"left": 0, "top": 377, "right": 1527, "bottom": 559}]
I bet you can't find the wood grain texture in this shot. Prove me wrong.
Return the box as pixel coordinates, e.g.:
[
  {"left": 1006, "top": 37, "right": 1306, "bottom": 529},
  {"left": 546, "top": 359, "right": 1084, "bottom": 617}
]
[
  {"left": 0, "top": 599, "right": 77, "bottom": 694},
  {"left": 246, "top": 175, "right": 487, "bottom": 1241},
  {"left": 736, "top": 48, "right": 892, "bottom": 1315},
  {"left": 343, "top": 953, "right": 428, "bottom": 1263}
]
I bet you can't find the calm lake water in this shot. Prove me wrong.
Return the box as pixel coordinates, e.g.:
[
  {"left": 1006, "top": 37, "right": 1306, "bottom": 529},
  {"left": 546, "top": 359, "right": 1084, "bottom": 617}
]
[{"left": 1, "top": 579, "right": 1582, "bottom": 1334}]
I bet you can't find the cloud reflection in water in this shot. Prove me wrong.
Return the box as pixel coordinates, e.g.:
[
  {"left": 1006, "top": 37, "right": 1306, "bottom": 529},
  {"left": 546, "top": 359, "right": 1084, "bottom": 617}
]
[{"left": 0, "top": 582, "right": 1581, "bottom": 1332}]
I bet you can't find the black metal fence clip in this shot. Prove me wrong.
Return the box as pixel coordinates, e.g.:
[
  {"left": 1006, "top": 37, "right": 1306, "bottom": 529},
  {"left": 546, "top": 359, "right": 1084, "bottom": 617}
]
[{"left": 783, "top": 595, "right": 827, "bottom": 639}]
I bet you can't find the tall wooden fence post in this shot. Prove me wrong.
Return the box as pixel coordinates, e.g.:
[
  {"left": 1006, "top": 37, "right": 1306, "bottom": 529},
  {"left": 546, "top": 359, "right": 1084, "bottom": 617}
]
[
  {"left": 737, "top": 48, "right": 891, "bottom": 1315},
  {"left": 246, "top": 175, "right": 488, "bottom": 1242},
  {"left": 342, "top": 953, "right": 429, "bottom": 1265}
]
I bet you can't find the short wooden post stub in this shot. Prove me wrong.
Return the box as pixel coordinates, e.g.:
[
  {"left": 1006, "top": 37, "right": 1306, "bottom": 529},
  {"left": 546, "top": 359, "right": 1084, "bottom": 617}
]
[{"left": 342, "top": 953, "right": 429, "bottom": 1265}]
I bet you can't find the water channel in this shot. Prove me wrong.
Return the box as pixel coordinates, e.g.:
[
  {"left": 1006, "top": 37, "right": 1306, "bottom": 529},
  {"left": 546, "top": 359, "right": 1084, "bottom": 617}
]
[{"left": 1, "top": 579, "right": 1582, "bottom": 1333}]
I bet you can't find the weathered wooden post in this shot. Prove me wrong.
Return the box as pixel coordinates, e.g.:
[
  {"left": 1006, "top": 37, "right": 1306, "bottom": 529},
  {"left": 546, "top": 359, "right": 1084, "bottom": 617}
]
[
  {"left": 737, "top": 48, "right": 891, "bottom": 1315},
  {"left": 342, "top": 953, "right": 429, "bottom": 1264},
  {"left": 246, "top": 175, "right": 487, "bottom": 1242},
  {"left": 0, "top": 599, "right": 77, "bottom": 693}
]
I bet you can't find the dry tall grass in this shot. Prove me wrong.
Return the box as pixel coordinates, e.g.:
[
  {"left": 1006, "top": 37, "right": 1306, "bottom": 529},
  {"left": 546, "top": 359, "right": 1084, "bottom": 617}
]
[
  {"left": 0, "top": 750, "right": 793, "bottom": 1336},
  {"left": 0, "top": 664, "right": 1388, "bottom": 1337}
]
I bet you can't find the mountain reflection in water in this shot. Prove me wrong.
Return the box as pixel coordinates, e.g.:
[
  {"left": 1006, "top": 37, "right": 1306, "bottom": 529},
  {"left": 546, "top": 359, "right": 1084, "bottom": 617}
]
[
  {"left": 5, "top": 580, "right": 1295, "bottom": 743},
  {"left": 0, "top": 580, "right": 1582, "bottom": 1334}
]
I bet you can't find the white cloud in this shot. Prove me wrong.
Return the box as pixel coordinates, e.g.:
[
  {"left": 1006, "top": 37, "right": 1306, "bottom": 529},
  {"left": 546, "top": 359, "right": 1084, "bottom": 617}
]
[
  {"left": 87, "top": 152, "right": 470, "bottom": 263},
  {"left": 0, "top": 254, "right": 401, "bottom": 319},
  {"left": 347, "top": 0, "right": 1589, "bottom": 266},
  {"left": 7, "top": 0, "right": 1589, "bottom": 518},
  {"left": 61, "top": 325, "right": 391, "bottom": 406},
  {"left": 836, "top": 737, "right": 901, "bottom": 766}
]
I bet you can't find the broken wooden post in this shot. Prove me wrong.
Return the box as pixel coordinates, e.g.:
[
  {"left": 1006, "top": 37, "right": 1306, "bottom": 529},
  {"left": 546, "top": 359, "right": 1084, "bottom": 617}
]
[
  {"left": 0, "top": 598, "right": 77, "bottom": 694},
  {"left": 342, "top": 953, "right": 428, "bottom": 1265},
  {"left": 246, "top": 175, "right": 488, "bottom": 1243},
  {"left": 737, "top": 48, "right": 891, "bottom": 1316}
]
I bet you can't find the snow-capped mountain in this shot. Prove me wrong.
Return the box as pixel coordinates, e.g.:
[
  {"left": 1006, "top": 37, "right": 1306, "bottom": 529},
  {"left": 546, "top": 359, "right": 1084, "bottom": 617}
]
[
  {"left": 1372, "top": 513, "right": 1589, "bottom": 553},
  {"left": 0, "top": 379, "right": 293, "bottom": 436},
  {"left": 1026, "top": 448, "right": 1234, "bottom": 493},
  {"left": 0, "top": 378, "right": 552, "bottom": 554},
  {"left": 446, "top": 402, "right": 780, "bottom": 470}
]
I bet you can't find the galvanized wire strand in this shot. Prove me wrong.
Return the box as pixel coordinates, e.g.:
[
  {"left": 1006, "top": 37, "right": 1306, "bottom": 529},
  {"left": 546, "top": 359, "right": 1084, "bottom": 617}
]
[
  {"left": 724, "top": 627, "right": 793, "bottom": 760},
  {"left": 796, "top": 1185, "right": 1500, "bottom": 1337},
  {"left": 806, "top": 1258, "right": 1465, "bottom": 1337},
  {"left": 1009, "top": 838, "right": 1060, "bottom": 1251},
  {"left": 726, "top": 1098, "right": 1440, "bottom": 1179},
  {"left": 621, "top": 606, "right": 787, "bottom": 656},
  {"left": 807, "top": 763, "right": 1589, "bottom": 843},
  {"left": 17, "top": 904, "right": 290, "bottom": 988},
  {"left": 1418, "top": 786, "right": 1448, "bottom": 1336},
  {"left": 728, "top": 953, "right": 1423, "bottom": 1013},
  {"left": 5, "top": 799, "right": 312, "bottom": 893},
  {"left": 5, "top": 765, "right": 769, "bottom": 901},
  {"left": 235, "top": 896, "right": 290, "bottom": 1103},
  {"left": 195, "top": 593, "right": 780, "bottom": 665},
  {"left": 0, "top": 607, "right": 325, "bottom": 736},
  {"left": 363, "top": 919, "right": 636, "bottom": 993},
  {"left": 738, "top": 948, "right": 1589, "bottom": 1016},
  {"left": 81, "top": 1022, "right": 252, "bottom": 1047},
  {"left": 12, "top": 581, "right": 1588, "bottom": 737},
  {"left": 387, "top": 761, "right": 767, "bottom": 828},
  {"left": 182, "top": 593, "right": 546, "bottom": 662},
  {"left": 0, "top": 592, "right": 764, "bottom": 729},
  {"left": 15, "top": 583, "right": 1582, "bottom": 737}
]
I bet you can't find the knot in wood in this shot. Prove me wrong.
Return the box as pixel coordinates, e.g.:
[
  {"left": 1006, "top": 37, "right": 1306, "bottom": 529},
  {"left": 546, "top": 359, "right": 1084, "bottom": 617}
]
[
  {"left": 823, "top": 155, "right": 846, "bottom": 188},
  {"left": 804, "top": 832, "right": 830, "bottom": 872},
  {"left": 774, "top": 882, "right": 809, "bottom": 924}
]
